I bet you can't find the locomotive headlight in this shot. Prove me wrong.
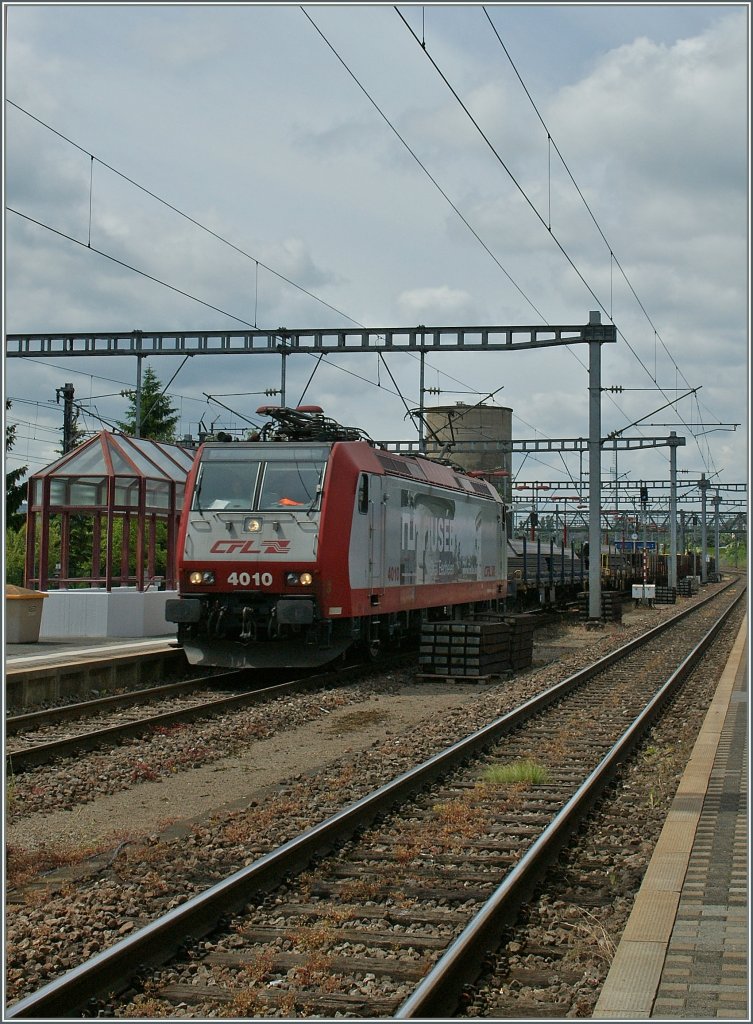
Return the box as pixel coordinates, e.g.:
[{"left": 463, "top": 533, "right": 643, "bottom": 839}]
[
  {"left": 284, "top": 571, "right": 314, "bottom": 586},
  {"left": 244, "top": 518, "right": 262, "bottom": 533},
  {"left": 189, "top": 570, "right": 215, "bottom": 585}
]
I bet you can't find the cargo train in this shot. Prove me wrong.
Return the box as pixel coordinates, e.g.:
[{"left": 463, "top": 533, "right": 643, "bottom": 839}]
[{"left": 166, "top": 407, "right": 508, "bottom": 668}]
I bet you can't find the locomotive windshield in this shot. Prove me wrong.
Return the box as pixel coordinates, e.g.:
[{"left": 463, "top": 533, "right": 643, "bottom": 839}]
[
  {"left": 193, "top": 460, "right": 261, "bottom": 511},
  {"left": 258, "top": 462, "right": 324, "bottom": 509},
  {"left": 192, "top": 447, "right": 328, "bottom": 512}
]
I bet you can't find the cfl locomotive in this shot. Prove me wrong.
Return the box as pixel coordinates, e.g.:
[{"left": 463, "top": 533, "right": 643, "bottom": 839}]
[{"left": 166, "top": 407, "right": 508, "bottom": 668}]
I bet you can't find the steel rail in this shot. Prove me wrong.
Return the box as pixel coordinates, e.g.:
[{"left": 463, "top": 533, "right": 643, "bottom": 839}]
[
  {"left": 394, "top": 585, "right": 745, "bottom": 1017},
  {"left": 5, "top": 676, "right": 238, "bottom": 735},
  {"left": 5, "top": 583, "right": 742, "bottom": 1019}
]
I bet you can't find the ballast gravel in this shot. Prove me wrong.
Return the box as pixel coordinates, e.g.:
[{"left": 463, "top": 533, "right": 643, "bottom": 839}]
[{"left": 4, "top": 583, "right": 741, "bottom": 1013}]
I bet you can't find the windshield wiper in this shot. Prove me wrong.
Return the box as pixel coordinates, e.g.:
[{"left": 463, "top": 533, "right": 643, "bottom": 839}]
[{"left": 194, "top": 475, "right": 206, "bottom": 518}]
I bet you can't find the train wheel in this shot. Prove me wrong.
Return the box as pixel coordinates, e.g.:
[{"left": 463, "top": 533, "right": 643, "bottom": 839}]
[{"left": 363, "top": 637, "right": 381, "bottom": 661}]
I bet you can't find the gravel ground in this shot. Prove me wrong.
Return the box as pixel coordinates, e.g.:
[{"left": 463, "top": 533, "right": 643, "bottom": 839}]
[
  {"left": 7, "top": 680, "right": 491, "bottom": 853},
  {"left": 5, "top": 583, "right": 741, "bottom": 1011},
  {"left": 460, "top": 603, "right": 747, "bottom": 1018},
  {"left": 6, "top": 606, "right": 655, "bottom": 856}
]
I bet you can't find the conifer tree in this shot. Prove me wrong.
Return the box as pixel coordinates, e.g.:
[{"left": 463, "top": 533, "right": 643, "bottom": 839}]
[
  {"left": 5, "top": 400, "right": 28, "bottom": 531},
  {"left": 117, "top": 365, "right": 179, "bottom": 442}
]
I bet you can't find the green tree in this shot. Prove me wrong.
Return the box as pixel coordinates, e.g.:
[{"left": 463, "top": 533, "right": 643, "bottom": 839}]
[
  {"left": 5, "top": 524, "right": 26, "bottom": 585},
  {"left": 5, "top": 400, "right": 28, "bottom": 531},
  {"left": 117, "top": 365, "right": 179, "bottom": 442}
]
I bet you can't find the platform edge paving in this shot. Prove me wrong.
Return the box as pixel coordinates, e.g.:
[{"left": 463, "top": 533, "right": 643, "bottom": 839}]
[{"left": 593, "top": 615, "right": 748, "bottom": 1020}]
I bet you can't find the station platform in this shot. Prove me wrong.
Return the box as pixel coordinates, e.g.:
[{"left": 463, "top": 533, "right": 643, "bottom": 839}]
[
  {"left": 5, "top": 634, "right": 179, "bottom": 667},
  {"left": 4, "top": 635, "right": 184, "bottom": 707},
  {"left": 594, "top": 616, "right": 748, "bottom": 1019}
]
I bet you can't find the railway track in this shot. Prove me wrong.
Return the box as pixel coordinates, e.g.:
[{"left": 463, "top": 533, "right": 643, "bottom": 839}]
[
  {"left": 5, "top": 675, "right": 238, "bottom": 735},
  {"left": 5, "top": 656, "right": 412, "bottom": 772},
  {"left": 6, "top": 579, "right": 744, "bottom": 1019}
]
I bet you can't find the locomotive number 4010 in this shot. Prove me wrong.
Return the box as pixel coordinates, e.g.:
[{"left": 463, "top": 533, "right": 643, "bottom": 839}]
[{"left": 227, "top": 571, "right": 273, "bottom": 587}]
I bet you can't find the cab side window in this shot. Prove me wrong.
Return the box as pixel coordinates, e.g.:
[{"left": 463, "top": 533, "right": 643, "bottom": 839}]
[{"left": 357, "top": 473, "right": 369, "bottom": 514}]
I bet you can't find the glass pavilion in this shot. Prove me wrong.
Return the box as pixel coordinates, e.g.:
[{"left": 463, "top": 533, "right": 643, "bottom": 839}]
[{"left": 24, "top": 432, "right": 195, "bottom": 592}]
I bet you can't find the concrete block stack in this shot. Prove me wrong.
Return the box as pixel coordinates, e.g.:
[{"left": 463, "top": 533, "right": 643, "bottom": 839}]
[
  {"left": 418, "top": 615, "right": 535, "bottom": 678},
  {"left": 578, "top": 592, "right": 623, "bottom": 622}
]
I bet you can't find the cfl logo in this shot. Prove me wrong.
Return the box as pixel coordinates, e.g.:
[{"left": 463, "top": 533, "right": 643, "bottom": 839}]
[{"left": 210, "top": 540, "right": 291, "bottom": 554}]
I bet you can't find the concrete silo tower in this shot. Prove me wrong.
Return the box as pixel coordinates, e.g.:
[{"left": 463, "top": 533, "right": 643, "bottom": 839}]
[{"left": 424, "top": 403, "right": 513, "bottom": 507}]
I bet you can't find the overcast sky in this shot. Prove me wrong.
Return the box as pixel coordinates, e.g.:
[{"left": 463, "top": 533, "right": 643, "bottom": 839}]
[{"left": 3, "top": 2, "right": 749, "bottom": 513}]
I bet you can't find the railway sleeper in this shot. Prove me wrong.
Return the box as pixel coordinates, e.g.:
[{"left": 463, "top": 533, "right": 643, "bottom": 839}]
[
  {"left": 431, "top": 789, "right": 577, "bottom": 810},
  {"left": 484, "top": 996, "right": 571, "bottom": 1017},
  {"left": 158, "top": 983, "right": 398, "bottom": 1014},
  {"left": 204, "top": 948, "right": 430, "bottom": 979},
  {"left": 347, "top": 850, "right": 517, "bottom": 868},
  {"left": 237, "top": 925, "right": 448, "bottom": 950},
  {"left": 267, "top": 902, "right": 469, "bottom": 926},
  {"left": 320, "top": 862, "right": 505, "bottom": 881},
  {"left": 307, "top": 880, "right": 493, "bottom": 902},
  {"left": 405, "top": 808, "right": 555, "bottom": 826},
  {"left": 506, "top": 966, "right": 586, "bottom": 987}
]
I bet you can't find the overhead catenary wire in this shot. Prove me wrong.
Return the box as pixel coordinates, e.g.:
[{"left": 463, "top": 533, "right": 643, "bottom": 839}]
[
  {"left": 303, "top": 5, "right": 668, "bottom": 460},
  {"left": 6, "top": 99, "right": 361, "bottom": 329},
  {"left": 300, "top": 5, "right": 632, "bottom": 486},
  {"left": 6, "top": 41, "right": 728, "bottom": 482},
  {"left": 396, "top": 7, "right": 717, "bottom": 476},
  {"left": 301, "top": 6, "right": 548, "bottom": 326},
  {"left": 482, "top": 18, "right": 719, "bottom": 477},
  {"left": 386, "top": 14, "right": 717, "bottom": 478},
  {"left": 7, "top": 207, "right": 259, "bottom": 328},
  {"left": 394, "top": 7, "right": 606, "bottom": 315},
  {"left": 403, "top": 9, "right": 709, "bottom": 438},
  {"left": 300, "top": 5, "right": 613, "bottom": 439},
  {"left": 5, "top": 82, "right": 625, "bottom": 467},
  {"left": 7, "top": 97, "right": 523, "bottom": 440},
  {"left": 302, "top": 6, "right": 668, "bottom": 488},
  {"left": 481, "top": 5, "right": 692, "bottom": 390}
]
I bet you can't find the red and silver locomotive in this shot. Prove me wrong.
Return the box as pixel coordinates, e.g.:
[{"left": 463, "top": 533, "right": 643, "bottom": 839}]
[{"left": 166, "top": 407, "right": 508, "bottom": 668}]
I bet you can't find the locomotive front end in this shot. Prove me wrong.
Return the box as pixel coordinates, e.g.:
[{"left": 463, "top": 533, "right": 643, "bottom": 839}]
[{"left": 166, "top": 441, "right": 339, "bottom": 668}]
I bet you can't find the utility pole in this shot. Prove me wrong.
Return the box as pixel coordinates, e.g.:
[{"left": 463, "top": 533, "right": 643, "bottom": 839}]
[
  {"left": 133, "top": 332, "right": 144, "bottom": 438},
  {"left": 56, "top": 382, "right": 76, "bottom": 453},
  {"left": 276, "top": 332, "right": 290, "bottom": 409},
  {"left": 134, "top": 353, "right": 144, "bottom": 438},
  {"left": 698, "top": 473, "right": 710, "bottom": 583},
  {"left": 668, "top": 432, "right": 680, "bottom": 590},
  {"left": 640, "top": 481, "right": 649, "bottom": 601},
  {"left": 418, "top": 341, "right": 426, "bottom": 454},
  {"left": 588, "top": 312, "right": 604, "bottom": 621},
  {"left": 713, "top": 490, "right": 721, "bottom": 580}
]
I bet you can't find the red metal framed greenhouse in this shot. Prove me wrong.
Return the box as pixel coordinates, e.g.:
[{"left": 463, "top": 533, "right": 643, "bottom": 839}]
[{"left": 24, "top": 431, "right": 195, "bottom": 592}]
